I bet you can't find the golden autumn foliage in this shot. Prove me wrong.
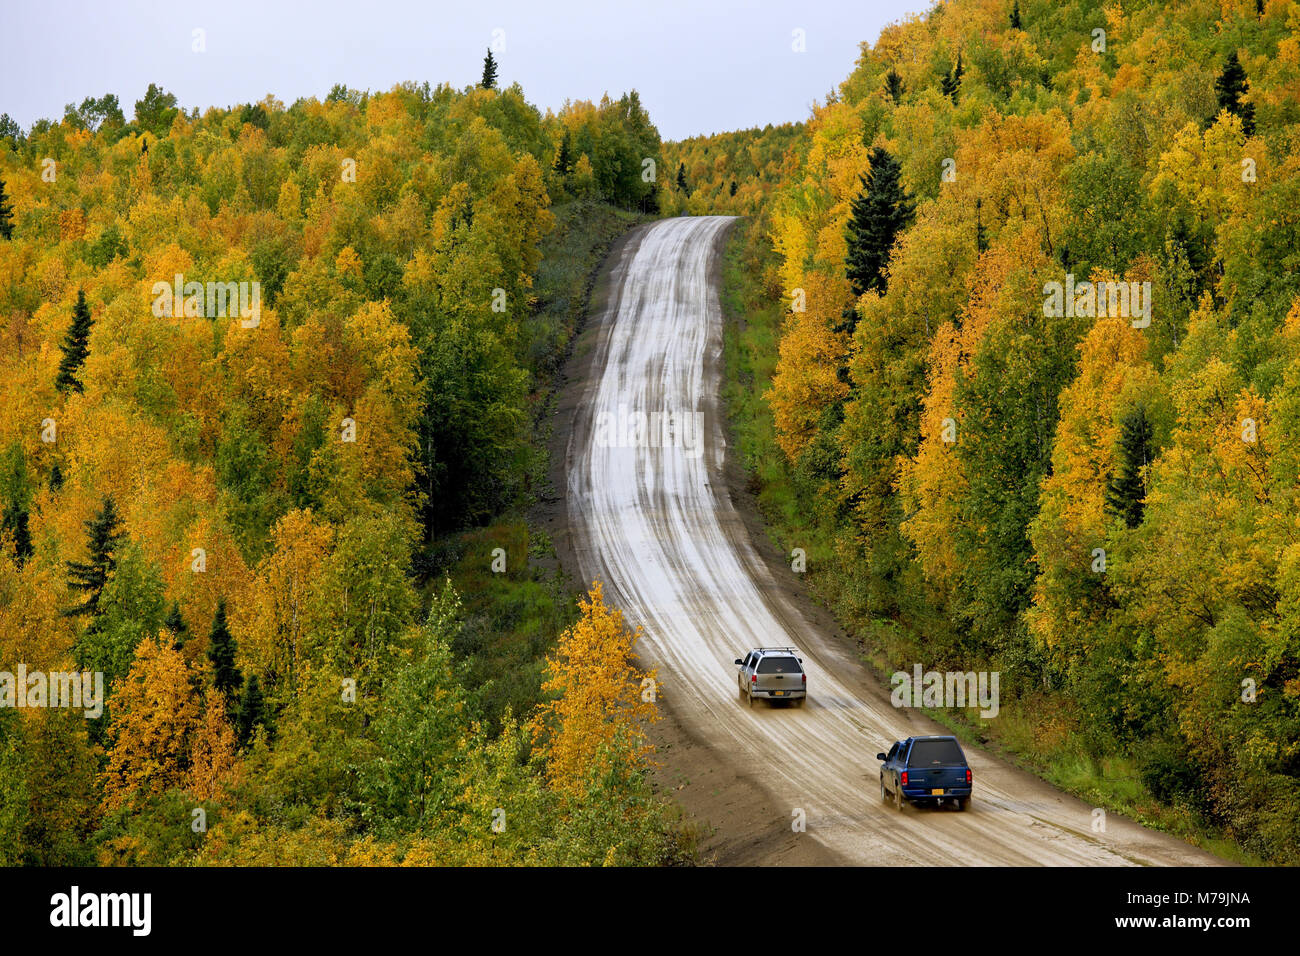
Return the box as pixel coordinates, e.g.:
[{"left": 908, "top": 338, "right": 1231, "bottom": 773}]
[
  {"left": 1027, "top": 307, "right": 1160, "bottom": 661},
  {"left": 101, "top": 636, "right": 202, "bottom": 812},
  {"left": 530, "top": 580, "right": 658, "bottom": 797},
  {"left": 0, "top": 73, "right": 688, "bottom": 866},
  {"left": 236, "top": 508, "right": 333, "bottom": 692},
  {"left": 721, "top": 0, "right": 1300, "bottom": 861},
  {"left": 188, "top": 696, "right": 242, "bottom": 803},
  {"left": 767, "top": 292, "right": 851, "bottom": 461},
  {"left": 897, "top": 229, "right": 1046, "bottom": 591}
]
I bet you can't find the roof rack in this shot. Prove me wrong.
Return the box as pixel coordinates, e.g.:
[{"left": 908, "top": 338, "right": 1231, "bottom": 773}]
[{"left": 755, "top": 646, "right": 801, "bottom": 653}]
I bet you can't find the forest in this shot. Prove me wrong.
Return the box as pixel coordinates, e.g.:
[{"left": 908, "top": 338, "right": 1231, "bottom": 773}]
[
  {"left": 3, "top": 0, "right": 1298, "bottom": 867},
  {"left": 712, "top": 0, "right": 1299, "bottom": 862},
  {"left": 0, "top": 59, "right": 707, "bottom": 864}
]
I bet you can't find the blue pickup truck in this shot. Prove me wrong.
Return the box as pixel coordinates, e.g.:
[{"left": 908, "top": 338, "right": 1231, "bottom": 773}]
[{"left": 878, "top": 735, "right": 972, "bottom": 811}]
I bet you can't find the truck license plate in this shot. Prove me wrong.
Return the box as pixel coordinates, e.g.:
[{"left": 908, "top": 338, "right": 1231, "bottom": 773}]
[
  {"left": 931, "top": 788, "right": 944, "bottom": 796},
  {"left": 773, "top": 691, "right": 783, "bottom": 696}
]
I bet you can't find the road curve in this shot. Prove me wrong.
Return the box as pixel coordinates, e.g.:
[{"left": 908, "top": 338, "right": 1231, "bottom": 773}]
[{"left": 565, "top": 215, "right": 1221, "bottom": 866}]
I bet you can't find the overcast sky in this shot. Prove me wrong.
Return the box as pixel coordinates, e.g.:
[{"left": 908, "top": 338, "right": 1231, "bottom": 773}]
[{"left": 2, "top": 0, "right": 923, "bottom": 141}]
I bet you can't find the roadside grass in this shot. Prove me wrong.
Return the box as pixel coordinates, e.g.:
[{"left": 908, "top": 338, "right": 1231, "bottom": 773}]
[
  {"left": 419, "top": 520, "right": 575, "bottom": 735},
  {"left": 527, "top": 199, "right": 645, "bottom": 388},
  {"left": 414, "top": 201, "right": 700, "bottom": 864},
  {"left": 417, "top": 200, "right": 647, "bottom": 727},
  {"left": 718, "top": 222, "right": 835, "bottom": 572},
  {"left": 717, "top": 216, "right": 1264, "bottom": 866}
]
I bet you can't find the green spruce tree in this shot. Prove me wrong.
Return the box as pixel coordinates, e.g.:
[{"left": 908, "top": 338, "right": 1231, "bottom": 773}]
[
  {"left": 885, "top": 69, "right": 904, "bottom": 105},
  {"left": 235, "top": 673, "right": 266, "bottom": 748},
  {"left": 1214, "top": 51, "right": 1255, "bottom": 136},
  {"left": 0, "top": 442, "right": 32, "bottom": 566},
  {"left": 1010, "top": 0, "right": 1022, "bottom": 30},
  {"left": 3, "top": 510, "right": 31, "bottom": 567},
  {"left": 1105, "top": 405, "right": 1153, "bottom": 529},
  {"left": 163, "top": 601, "right": 189, "bottom": 650},
  {"left": 941, "top": 51, "right": 964, "bottom": 102},
  {"left": 55, "top": 290, "right": 92, "bottom": 394},
  {"left": 553, "top": 129, "right": 573, "bottom": 176},
  {"left": 62, "top": 496, "right": 125, "bottom": 618},
  {"left": 844, "top": 146, "right": 917, "bottom": 303},
  {"left": 676, "top": 162, "right": 688, "bottom": 192},
  {"left": 481, "top": 48, "right": 499, "bottom": 89},
  {"left": 207, "top": 598, "right": 243, "bottom": 704},
  {"left": 0, "top": 178, "right": 13, "bottom": 240}
]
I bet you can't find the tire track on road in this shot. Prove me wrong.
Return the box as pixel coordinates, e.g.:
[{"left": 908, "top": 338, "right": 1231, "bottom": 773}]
[{"left": 565, "top": 215, "right": 1222, "bottom": 866}]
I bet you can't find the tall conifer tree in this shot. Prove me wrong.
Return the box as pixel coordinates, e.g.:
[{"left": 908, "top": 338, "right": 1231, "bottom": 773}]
[
  {"left": 56, "top": 290, "right": 92, "bottom": 394},
  {"left": 0, "top": 178, "right": 14, "bottom": 240},
  {"left": 63, "top": 496, "right": 125, "bottom": 618},
  {"left": 1214, "top": 51, "right": 1255, "bottom": 135},
  {"left": 1105, "top": 405, "right": 1153, "bottom": 528},
  {"left": 844, "top": 146, "right": 916, "bottom": 303},
  {"left": 207, "top": 598, "right": 244, "bottom": 704}
]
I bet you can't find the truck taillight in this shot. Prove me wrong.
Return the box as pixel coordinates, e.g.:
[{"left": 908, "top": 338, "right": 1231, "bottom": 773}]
[
  {"left": 751, "top": 674, "right": 757, "bottom": 682},
  {"left": 901, "top": 771, "right": 908, "bottom": 786},
  {"left": 801, "top": 673, "right": 807, "bottom": 683},
  {"left": 966, "top": 769, "right": 972, "bottom": 784}
]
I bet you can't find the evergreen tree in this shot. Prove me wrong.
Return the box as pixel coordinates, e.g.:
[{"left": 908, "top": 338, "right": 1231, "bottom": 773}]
[
  {"left": 48, "top": 462, "right": 64, "bottom": 492},
  {"left": 55, "top": 290, "right": 92, "bottom": 394},
  {"left": 729, "top": 180, "right": 738, "bottom": 197},
  {"left": 0, "top": 178, "right": 13, "bottom": 241},
  {"left": 3, "top": 509, "right": 31, "bottom": 566},
  {"left": 1010, "top": 0, "right": 1022, "bottom": 30},
  {"left": 163, "top": 601, "right": 189, "bottom": 650},
  {"left": 207, "top": 598, "right": 243, "bottom": 704},
  {"left": 885, "top": 69, "right": 904, "bottom": 105},
  {"left": 235, "top": 673, "right": 266, "bottom": 748},
  {"left": 675, "top": 162, "right": 688, "bottom": 192},
  {"left": 1214, "top": 51, "right": 1255, "bottom": 136},
  {"left": 975, "top": 198, "right": 988, "bottom": 254},
  {"left": 844, "top": 146, "right": 916, "bottom": 305},
  {"left": 941, "top": 51, "right": 964, "bottom": 102},
  {"left": 553, "top": 129, "right": 573, "bottom": 176},
  {"left": 62, "top": 496, "right": 125, "bottom": 618},
  {"left": 481, "top": 48, "right": 499, "bottom": 89},
  {"left": 1105, "top": 405, "right": 1153, "bottom": 529},
  {"left": 0, "top": 443, "right": 32, "bottom": 566}
]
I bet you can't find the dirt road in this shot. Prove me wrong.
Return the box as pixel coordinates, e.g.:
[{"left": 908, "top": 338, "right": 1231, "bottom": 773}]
[{"left": 556, "top": 215, "right": 1221, "bottom": 866}]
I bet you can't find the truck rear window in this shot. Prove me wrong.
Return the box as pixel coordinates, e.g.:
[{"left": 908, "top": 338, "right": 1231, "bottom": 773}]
[
  {"left": 907, "top": 739, "right": 965, "bottom": 767},
  {"left": 757, "top": 656, "right": 802, "bottom": 674}
]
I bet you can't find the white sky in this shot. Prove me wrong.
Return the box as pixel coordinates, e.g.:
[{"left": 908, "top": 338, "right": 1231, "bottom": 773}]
[{"left": 1, "top": 0, "right": 924, "bottom": 141}]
